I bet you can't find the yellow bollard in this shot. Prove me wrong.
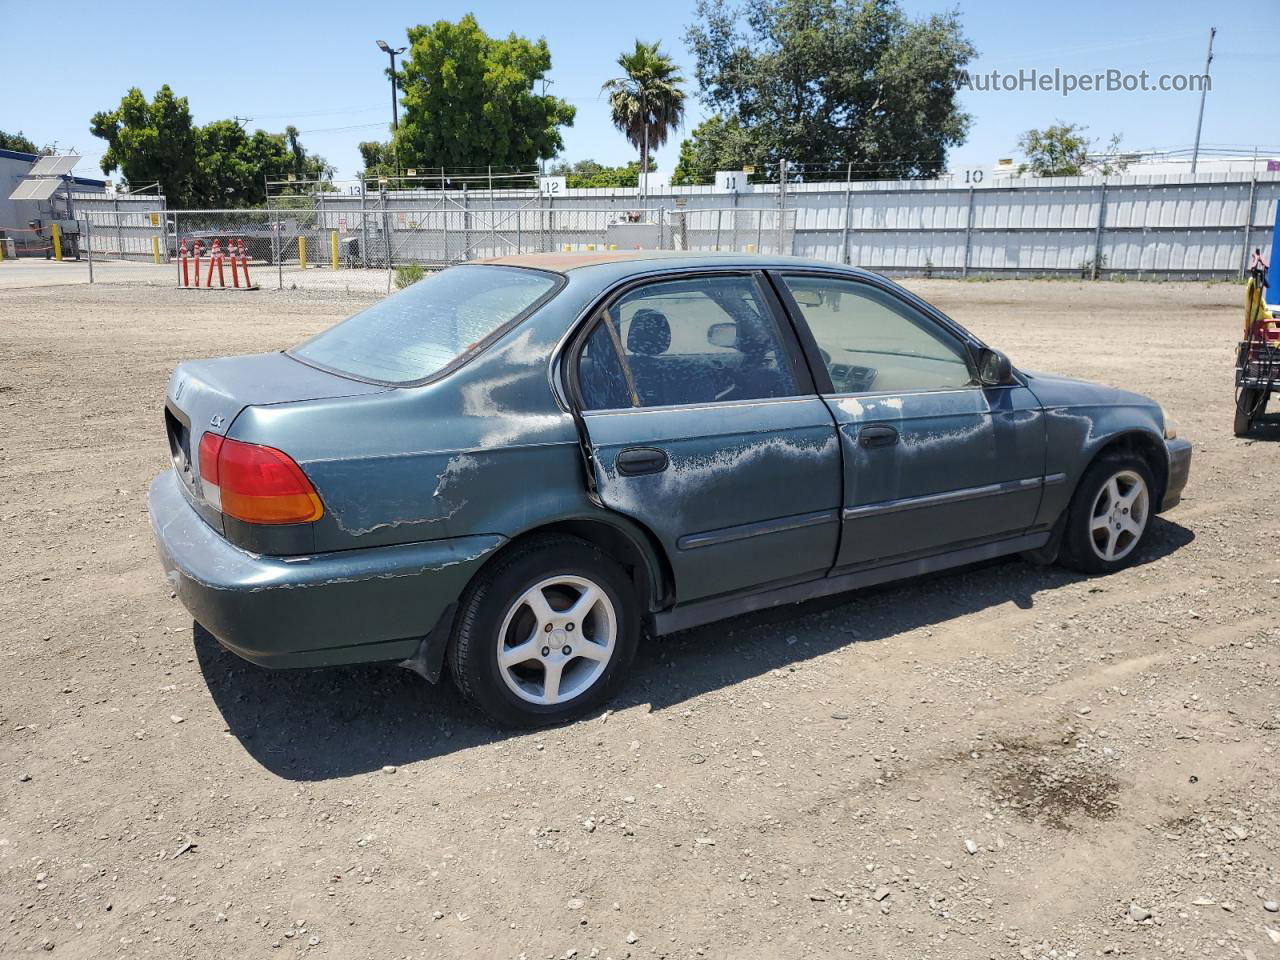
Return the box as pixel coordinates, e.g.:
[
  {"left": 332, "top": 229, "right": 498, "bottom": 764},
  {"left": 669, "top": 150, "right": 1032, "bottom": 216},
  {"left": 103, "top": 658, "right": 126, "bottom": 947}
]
[
  {"left": 330, "top": 231, "right": 339, "bottom": 270},
  {"left": 563, "top": 244, "right": 571, "bottom": 252},
  {"left": 298, "top": 236, "right": 307, "bottom": 270},
  {"left": 0, "top": 239, "right": 5, "bottom": 263},
  {"left": 52, "top": 223, "right": 63, "bottom": 261},
  {"left": 746, "top": 243, "right": 755, "bottom": 253},
  {"left": 152, "top": 235, "right": 161, "bottom": 264},
  {"left": 587, "top": 244, "right": 595, "bottom": 251},
  {"left": 609, "top": 244, "right": 617, "bottom": 250}
]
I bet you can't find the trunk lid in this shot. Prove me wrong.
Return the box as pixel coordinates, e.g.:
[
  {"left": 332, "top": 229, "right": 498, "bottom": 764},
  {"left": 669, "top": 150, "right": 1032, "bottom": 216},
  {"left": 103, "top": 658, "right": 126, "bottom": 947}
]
[{"left": 163, "top": 352, "right": 387, "bottom": 530}]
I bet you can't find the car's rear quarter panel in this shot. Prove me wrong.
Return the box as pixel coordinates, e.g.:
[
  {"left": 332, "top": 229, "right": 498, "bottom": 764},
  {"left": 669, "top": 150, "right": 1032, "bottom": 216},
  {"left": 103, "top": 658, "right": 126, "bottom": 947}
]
[{"left": 225, "top": 273, "right": 605, "bottom": 554}]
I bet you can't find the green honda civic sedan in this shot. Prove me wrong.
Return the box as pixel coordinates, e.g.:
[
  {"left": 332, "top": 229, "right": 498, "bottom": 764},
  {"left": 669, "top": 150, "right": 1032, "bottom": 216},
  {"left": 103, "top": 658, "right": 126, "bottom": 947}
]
[{"left": 150, "top": 251, "right": 1191, "bottom": 726}]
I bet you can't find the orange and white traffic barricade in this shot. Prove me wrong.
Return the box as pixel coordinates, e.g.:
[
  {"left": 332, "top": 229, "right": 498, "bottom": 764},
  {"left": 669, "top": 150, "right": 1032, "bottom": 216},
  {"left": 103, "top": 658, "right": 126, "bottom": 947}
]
[{"left": 178, "top": 236, "right": 258, "bottom": 290}]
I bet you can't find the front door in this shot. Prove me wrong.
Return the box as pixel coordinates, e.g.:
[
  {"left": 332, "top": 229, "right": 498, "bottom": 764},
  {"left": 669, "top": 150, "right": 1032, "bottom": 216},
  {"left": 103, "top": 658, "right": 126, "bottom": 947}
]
[
  {"left": 572, "top": 271, "right": 843, "bottom": 603},
  {"left": 771, "top": 272, "right": 1048, "bottom": 571}
]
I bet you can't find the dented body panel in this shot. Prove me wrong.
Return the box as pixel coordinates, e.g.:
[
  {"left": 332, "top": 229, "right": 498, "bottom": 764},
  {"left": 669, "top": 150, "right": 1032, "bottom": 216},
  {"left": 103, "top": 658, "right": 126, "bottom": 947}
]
[{"left": 148, "top": 252, "right": 1192, "bottom": 673}]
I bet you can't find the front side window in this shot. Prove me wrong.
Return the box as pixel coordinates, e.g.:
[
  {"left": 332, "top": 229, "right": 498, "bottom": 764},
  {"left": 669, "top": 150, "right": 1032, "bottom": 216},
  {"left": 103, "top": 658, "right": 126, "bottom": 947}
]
[
  {"left": 780, "top": 275, "right": 974, "bottom": 394},
  {"left": 291, "top": 265, "right": 559, "bottom": 384},
  {"left": 578, "top": 274, "right": 799, "bottom": 410}
]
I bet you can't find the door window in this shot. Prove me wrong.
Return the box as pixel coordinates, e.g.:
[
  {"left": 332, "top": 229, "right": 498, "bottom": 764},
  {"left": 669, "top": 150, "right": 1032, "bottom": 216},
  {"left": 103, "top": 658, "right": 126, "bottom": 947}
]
[
  {"left": 780, "top": 275, "right": 974, "bottom": 394},
  {"left": 578, "top": 275, "right": 800, "bottom": 410}
]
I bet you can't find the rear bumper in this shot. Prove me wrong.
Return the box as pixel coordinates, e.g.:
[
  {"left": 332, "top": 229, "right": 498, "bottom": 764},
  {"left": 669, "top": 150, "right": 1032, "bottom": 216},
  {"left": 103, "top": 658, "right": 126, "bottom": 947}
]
[
  {"left": 1161, "top": 437, "right": 1192, "bottom": 512},
  {"left": 149, "top": 469, "right": 504, "bottom": 668}
]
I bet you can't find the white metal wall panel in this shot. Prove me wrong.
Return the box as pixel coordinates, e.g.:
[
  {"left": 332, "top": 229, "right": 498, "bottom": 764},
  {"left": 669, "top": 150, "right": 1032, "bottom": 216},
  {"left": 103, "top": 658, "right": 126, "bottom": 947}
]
[{"left": 128, "top": 173, "right": 1280, "bottom": 276}]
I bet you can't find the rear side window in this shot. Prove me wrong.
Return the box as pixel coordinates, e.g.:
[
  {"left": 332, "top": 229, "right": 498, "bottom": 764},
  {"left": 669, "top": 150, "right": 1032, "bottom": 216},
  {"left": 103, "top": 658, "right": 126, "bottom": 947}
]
[
  {"left": 291, "top": 265, "right": 559, "bottom": 384},
  {"left": 578, "top": 274, "right": 800, "bottom": 410}
]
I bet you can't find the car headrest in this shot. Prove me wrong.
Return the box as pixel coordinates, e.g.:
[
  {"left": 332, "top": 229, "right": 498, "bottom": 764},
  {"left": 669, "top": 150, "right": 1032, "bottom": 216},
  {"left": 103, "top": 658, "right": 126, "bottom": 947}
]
[{"left": 627, "top": 309, "right": 671, "bottom": 356}]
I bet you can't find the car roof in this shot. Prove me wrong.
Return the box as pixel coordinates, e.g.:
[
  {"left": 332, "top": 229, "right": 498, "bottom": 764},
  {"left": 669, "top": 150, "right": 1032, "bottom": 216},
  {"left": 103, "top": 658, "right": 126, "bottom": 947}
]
[{"left": 473, "top": 250, "right": 874, "bottom": 279}]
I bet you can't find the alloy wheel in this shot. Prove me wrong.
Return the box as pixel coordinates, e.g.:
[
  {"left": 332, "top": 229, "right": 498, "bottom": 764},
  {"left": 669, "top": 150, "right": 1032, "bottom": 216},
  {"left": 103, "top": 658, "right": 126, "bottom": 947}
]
[
  {"left": 1088, "top": 469, "right": 1149, "bottom": 563},
  {"left": 496, "top": 575, "right": 617, "bottom": 705}
]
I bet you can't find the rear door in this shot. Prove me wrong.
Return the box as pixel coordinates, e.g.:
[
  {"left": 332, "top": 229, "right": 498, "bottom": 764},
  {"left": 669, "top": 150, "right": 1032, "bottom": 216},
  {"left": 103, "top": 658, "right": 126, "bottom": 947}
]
[
  {"left": 571, "top": 271, "right": 842, "bottom": 603},
  {"left": 770, "top": 271, "right": 1047, "bottom": 571}
]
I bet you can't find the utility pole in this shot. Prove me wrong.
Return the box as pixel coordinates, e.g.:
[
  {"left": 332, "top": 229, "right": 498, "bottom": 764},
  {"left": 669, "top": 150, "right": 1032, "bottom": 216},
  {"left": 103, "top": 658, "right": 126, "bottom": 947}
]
[
  {"left": 539, "top": 78, "right": 554, "bottom": 176},
  {"left": 1190, "top": 26, "right": 1215, "bottom": 175},
  {"left": 777, "top": 159, "right": 787, "bottom": 255}
]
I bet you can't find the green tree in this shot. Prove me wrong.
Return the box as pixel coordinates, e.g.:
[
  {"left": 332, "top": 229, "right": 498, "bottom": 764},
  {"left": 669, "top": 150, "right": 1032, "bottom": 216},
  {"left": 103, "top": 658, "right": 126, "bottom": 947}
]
[
  {"left": 0, "top": 130, "right": 45, "bottom": 155},
  {"left": 357, "top": 140, "right": 395, "bottom": 180},
  {"left": 670, "top": 114, "right": 763, "bottom": 184},
  {"left": 91, "top": 86, "right": 332, "bottom": 207},
  {"left": 284, "top": 125, "right": 334, "bottom": 183},
  {"left": 1016, "top": 122, "right": 1127, "bottom": 177},
  {"left": 90, "top": 85, "right": 199, "bottom": 204},
  {"left": 391, "top": 15, "right": 575, "bottom": 170},
  {"left": 190, "top": 121, "right": 333, "bottom": 207},
  {"left": 548, "top": 158, "right": 656, "bottom": 188},
  {"left": 601, "top": 40, "right": 687, "bottom": 193},
  {"left": 685, "top": 0, "right": 975, "bottom": 179}
]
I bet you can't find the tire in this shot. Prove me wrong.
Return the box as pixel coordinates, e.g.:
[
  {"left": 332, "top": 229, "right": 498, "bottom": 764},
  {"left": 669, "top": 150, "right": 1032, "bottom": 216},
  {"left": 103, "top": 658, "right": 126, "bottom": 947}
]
[
  {"left": 1058, "top": 454, "right": 1156, "bottom": 575},
  {"left": 1234, "top": 387, "right": 1260, "bottom": 437},
  {"left": 448, "top": 535, "right": 640, "bottom": 727}
]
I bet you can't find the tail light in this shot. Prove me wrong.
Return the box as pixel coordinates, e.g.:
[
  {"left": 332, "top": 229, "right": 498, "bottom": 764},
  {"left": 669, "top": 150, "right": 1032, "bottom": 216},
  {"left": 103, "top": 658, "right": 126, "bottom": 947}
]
[{"left": 198, "top": 433, "right": 324, "bottom": 525}]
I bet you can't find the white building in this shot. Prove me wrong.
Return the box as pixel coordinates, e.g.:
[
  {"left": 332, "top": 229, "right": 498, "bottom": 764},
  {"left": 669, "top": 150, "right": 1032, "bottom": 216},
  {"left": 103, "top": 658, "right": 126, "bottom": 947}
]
[{"left": 1, "top": 149, "right": 108, "bottom": 254}]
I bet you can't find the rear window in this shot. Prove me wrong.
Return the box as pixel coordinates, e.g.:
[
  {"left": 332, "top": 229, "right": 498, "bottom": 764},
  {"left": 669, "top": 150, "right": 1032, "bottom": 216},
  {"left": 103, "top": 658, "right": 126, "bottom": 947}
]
[{"left": 290, "top": 265, "right": 560, "bottom": 384}]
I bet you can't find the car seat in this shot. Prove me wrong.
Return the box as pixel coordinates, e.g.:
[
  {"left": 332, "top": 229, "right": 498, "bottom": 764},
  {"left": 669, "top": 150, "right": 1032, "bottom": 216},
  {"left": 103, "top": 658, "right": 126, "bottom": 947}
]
[{"left": 625, "top": 309, "right": 720, "bottom": 406}]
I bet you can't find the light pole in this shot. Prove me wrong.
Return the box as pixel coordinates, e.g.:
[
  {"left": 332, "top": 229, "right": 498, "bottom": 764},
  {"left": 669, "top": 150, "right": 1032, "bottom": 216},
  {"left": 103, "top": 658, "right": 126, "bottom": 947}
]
[{"left": 376, "top": 40, "right": 406, "bottom": 177}]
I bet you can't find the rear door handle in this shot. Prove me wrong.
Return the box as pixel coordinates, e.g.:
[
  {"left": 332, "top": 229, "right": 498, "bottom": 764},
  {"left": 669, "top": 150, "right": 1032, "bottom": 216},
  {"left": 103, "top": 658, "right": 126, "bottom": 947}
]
[
  {"left": 615, "top": 446, "right": 669, "bottom": 476},
  {"left": 859, "top": 425, "right": 899, "bottom": 448}
]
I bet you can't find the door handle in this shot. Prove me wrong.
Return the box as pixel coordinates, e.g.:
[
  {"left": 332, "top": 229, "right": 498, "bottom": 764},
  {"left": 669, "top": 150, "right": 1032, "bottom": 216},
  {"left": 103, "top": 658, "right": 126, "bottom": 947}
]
[
  {"left": 616, "top": 446, "right": 669, "bottom": 476},
  {"left": 858, "top": 425, "right": 899, "bottom": 448}
]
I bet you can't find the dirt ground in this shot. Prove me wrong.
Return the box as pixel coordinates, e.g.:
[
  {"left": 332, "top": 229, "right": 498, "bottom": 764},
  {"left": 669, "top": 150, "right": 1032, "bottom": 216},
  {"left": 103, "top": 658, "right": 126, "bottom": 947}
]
[{"left": 2, "top": 278, "right": 1278, "bottom": 960}]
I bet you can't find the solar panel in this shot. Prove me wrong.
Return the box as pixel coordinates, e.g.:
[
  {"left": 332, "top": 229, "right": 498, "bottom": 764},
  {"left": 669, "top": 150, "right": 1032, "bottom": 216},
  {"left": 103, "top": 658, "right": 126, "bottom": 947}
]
[
  {"left": 7, "top": 178, "right": 63, "bottom": 201},
  {"left": 28, "top": 154, "right": 80, "bottom": 177}
]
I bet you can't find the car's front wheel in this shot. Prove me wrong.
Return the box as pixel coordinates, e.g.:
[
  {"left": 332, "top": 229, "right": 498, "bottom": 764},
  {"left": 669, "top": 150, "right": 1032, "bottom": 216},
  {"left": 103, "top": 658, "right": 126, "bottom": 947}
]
[
  {"left": 1058, "top": 455, "right": 1155, "bottom": 574},
  {"left": 448, "top": 536, "right": 639, "bottom": 727}
]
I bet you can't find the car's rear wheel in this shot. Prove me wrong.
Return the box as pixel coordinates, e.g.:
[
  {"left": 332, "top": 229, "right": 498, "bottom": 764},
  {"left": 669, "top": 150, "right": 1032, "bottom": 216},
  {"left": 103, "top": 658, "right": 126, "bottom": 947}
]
[
  {"left": 1058, "top": 454, "right": 1155, "bottom": 574},
  {"left": 448, "top": 536, "right": 639, "bottom": 727}
]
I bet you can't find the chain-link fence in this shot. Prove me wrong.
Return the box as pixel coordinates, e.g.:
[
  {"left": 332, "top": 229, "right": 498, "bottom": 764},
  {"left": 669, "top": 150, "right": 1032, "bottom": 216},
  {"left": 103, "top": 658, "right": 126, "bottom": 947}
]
[
  {"left": 6, "top": 171, "right": 1276, "bottom": 291},
  {"left": 81, "top": 205, "right": 167, "bottom": 261},
  {"left": 38, "top": 205, "right": 788, "bottom": 293}
]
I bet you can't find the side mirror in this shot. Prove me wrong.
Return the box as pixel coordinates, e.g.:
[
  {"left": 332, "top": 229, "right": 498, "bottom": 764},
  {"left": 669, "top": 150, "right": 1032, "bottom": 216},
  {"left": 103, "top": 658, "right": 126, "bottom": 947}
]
[
  {"left": 707, "top": 322, "right": 738, "bottom": 349},
  {"left": 977, "top": 347, "right": 1015, "bottom": 386}
]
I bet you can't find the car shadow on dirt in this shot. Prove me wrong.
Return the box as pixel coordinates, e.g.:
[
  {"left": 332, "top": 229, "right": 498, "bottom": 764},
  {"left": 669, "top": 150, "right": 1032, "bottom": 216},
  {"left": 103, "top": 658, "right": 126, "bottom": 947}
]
[{"left": 195, "top": 517, "right": 1194, "bottom": 781}]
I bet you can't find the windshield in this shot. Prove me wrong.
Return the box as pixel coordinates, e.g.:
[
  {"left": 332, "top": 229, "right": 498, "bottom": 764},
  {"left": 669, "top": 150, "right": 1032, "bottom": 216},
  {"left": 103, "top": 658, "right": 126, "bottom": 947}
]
[{"left": 290, "top": 265, "right": 561, "bottom": 384}]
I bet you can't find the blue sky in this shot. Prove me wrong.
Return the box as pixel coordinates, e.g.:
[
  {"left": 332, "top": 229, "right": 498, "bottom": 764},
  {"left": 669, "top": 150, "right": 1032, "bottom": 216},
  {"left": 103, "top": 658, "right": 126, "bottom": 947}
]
[{"left": 2, "top": 0, "right": 1275, "bottom": 184}]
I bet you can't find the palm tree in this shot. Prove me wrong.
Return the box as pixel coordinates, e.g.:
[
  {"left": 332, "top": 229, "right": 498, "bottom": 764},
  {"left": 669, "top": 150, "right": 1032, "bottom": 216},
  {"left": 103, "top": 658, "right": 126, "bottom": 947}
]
[{"left": 601, "top": 40, "right": 686, "bottom": 200}]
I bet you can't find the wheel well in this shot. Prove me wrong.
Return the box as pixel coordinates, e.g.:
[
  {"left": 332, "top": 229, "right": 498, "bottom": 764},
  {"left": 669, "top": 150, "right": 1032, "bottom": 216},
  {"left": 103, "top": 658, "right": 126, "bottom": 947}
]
[
  {"left": 1091, "top": 431, "right": 1168, "bottom": 504},
  {"left": 497, "top": 518, "right": 674, "bottom": 613}
]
